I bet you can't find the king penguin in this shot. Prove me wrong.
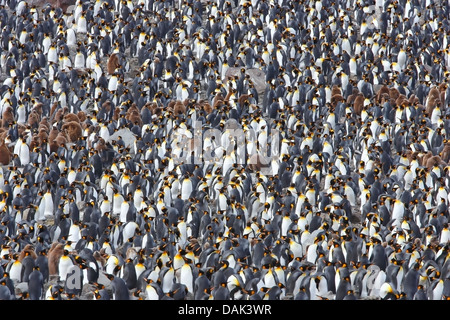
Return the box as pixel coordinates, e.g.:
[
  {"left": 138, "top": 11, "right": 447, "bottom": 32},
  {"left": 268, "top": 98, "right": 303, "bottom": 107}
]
[{"left": 106, "top": 273, "right": 131, "bottom": 300}]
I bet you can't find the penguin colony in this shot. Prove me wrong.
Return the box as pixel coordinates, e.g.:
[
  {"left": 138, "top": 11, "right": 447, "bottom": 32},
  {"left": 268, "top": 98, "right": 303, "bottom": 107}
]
[{"left": 0, "top": 0, "right": 449, "bottom": 301}]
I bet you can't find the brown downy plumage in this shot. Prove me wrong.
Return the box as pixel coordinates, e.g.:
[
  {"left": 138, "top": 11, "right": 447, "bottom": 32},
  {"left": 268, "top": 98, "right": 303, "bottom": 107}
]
[
  {"left": 29, "top": 135, "right": 41, "bottom": 152},
  {"left": 439, "top": 83, "right": 448, "bottom": 103},
  {"left": 47, "top": 242, "right": 65, "bottom": 276},
  {"left": 93, "top": 250, "right": 106, "bottom": 269},
  {"left": 144, "top": 101, "right": 158, "bottom": 114},
  {"left": 420, "top": 151, "right": 433, "bottom": 167},
  {"left": 63, "top": 112, "right": 81, "bottom": 124},
  {"left": 61, "top": 121, "right": 82, "bottom": 143},
  {"left": 425, "top": 86, "right": 442, "bottom": 115},
  {"left": 18, "top": 244, "right": 37, "bottom": 262},
  {"left": 330, "top": 94, "right": 345, "bottom": 108},
  {"left": 352, "top": 93, "right": 365, "bottom": 117},
  {"left": 27, "top": 110, "right": 40, "bottom": 129},
  {"left": 127, "top": 111, "right": 143, "bottom": 126},
  {"left": 52, "top": 108, "right": 66, "bottom": 124},
  {"left": 376, "top": 85, "right": 390, "bottom": 104},
  {"left": 183, "top": 98, "right": 192, "bottom": 107},
  {"left": 427, "top": 86, "right": 442, "bottom": 102},
  {"left": 55, "top": 132, "right": 68, "bottom": 146},
  {"left": 95, "top": 137, "right": 108, "bottom": 152},
  {"left": 378, "top": 93, "right": 391, "bottom": 105},
  {"left": 77, "top": 111, "right": 87, "bottom": 123},
  {"left": 49, "top": 133, "right": 68, "bottom": 153},
  {"left": 48, "top": 126, "right": 59, "bottom": 143},
  {"left": 331, "top": 85, "right": 342, "bottom": 97},
  {"left": 425, "top": 154, "right": 446, "bottom": 170},
  {"left": 395, "top": 94, "right": 408, "bottom": 107},
  {"left": 199, "top": 100, "right": 213, "bottom": 114},
  {"left": 166, "top": 100, "right": 176, "bottom": 112},
  {"left": 1, "top": 106, "right": 15, "bottom": 128},
  {"left": 152, "top": 106, "right": 163, "bottom": 117},
  {"left": 238, "top": 94, "right": 250, "bottom": 108},
  {"left": 213, "top": 98, "right": 226, "bottom": 112},
  {"left": 49, "top": 102, "right": 59, "bottom": 120},
  {"left": 107, "top": 53, "right": 120, "bottom": 75},
  {"left": 37, "top": 129, "right": 49, "bottom": 146},
  {"left": 425, "top": 97, "right": 441, "bottom": 117},
  {"left": 389, "top": 87, "right": 400, "bottom": 103},
  {"left": 111, "top": 107, "right": 121, "bottom": 121},
  {"left": 102, "top": 100, "right": 113, "bottom": 113},
  {"left": 31, "top": 102, "right": 44, "bottom": 118},
  {"left": 125, "top": 103, "right": 143, "bottom": 125},
  {"left": 38, "top": 117, "right": 50, "bottom": 133},
  {"left": 224, "top": 88, "right": 236, "bottom": 102},
  {"left": 173, "top": 100, "right": 186, "bottom": 115},
  {"left": 346, "top": 88, "right": 360, "bottom": 105},
  {"left": 0, "top": 139, "right": 11, "bottom": 165},
  {"left": 17, "top": 123, "right": 28, "bottom": 139},
  {"left": 212, "top": 93, "right": 225, "bottom": 108},
  {"left": 408, "top": 94, "right": 419, "bottom": 105},
  {"left": 440, "top": 140, "right": 450, "bottom": 163},
  {"left": 405, "top": 150, "right": 422, "bottom": 164}
]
